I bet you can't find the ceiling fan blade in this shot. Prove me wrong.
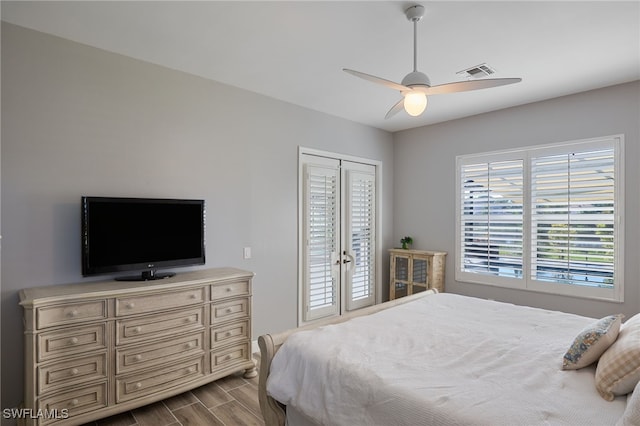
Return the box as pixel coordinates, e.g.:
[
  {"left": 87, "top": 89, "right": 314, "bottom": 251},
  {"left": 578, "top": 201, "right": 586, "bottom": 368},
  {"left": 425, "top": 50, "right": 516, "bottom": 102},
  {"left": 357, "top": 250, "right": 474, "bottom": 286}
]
[
  {"left": 343, "top": 68, "right": 410, "bottom": 92},
  {"left": 385, "top": 98, "right": 405, "bottom": 119},
  {"left": 424, "top": 78, "right": 522, "bottom": 95}
]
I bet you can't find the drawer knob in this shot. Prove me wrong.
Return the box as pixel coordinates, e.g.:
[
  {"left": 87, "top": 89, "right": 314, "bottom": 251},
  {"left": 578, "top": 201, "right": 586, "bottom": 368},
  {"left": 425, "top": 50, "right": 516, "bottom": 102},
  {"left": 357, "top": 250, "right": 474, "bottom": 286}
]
[
  {"left": 226, "top": 308, "right": 233, "bottom": 313},
  {"left": 185, "top": 342, "right": 195, "bottom": 349},
  {"left": 68, "top": 310, "right": 79, "bottom": 317},
  {"left": 190, "top": 293, "right": 197, "bottom": 299},
  {"left": 134, "top": 382, "right": 143, "bottom": 389},
  {"left": 186, "top": 366, "right": 195, "bottom": 374},
  {"left": 132, "top": 326, "right": 142, "bottom": 334},
  {"left": 70, "top": 399, "right": 79, "bottom": 406},
  {"left": 69, "top": 337, "right": 79, "bottom": 345},
  {"left": 126, "top": 302, "right": 135, "bottom": 309},
  {"left": 226, "top": 287, "right": 232, "bottom": 292},
  {"left": 133, "top": 355, "right": 142, "bottom": 362},
  {"left": 70, "top": 368, "right": 79, "bottom": 376},
  {"left": 225, "top": 331, "right": 232, "bottom": 337},
  {"left": 225, "top": 354, "right": 232, "bottom": 361}
]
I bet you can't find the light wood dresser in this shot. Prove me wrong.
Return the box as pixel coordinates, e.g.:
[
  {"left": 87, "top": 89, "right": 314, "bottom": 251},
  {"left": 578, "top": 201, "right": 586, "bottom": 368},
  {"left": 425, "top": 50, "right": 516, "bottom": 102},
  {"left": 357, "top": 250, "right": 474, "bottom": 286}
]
[
  {"left": 389, "top": 249, "right": 446, "bottom": 300},
  {"left": 19, "top": 267, "right": 256, "bottom": 426}
]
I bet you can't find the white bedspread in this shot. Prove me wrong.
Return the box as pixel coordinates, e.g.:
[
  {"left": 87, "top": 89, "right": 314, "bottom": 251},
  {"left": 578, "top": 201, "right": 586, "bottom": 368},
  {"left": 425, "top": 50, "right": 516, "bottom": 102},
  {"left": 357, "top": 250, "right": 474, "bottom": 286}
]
[{"left": 267, "top": 293, "right": 628, "bottom": 425}]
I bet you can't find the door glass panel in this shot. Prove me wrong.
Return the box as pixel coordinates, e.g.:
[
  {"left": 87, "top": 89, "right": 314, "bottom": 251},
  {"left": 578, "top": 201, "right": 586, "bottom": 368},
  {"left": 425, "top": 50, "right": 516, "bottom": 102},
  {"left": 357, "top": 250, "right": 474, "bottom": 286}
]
[
  {"left": 395, "top": 257, "right": 409, "bottom": 281},
  {"left": 303, "top": 160, "right": 340, "bottom": 321},
  {"left": 411, "top": 285, "right": 427, "bottom": 294},
  {"left": 346, "top": 166, "right": 376, "bottom": 310},
  {"left": 394, "top": 282, "right": 408, "bottom": 298},
  {"left": 413, "top": 258, "right": 428, "bottom": 285}
]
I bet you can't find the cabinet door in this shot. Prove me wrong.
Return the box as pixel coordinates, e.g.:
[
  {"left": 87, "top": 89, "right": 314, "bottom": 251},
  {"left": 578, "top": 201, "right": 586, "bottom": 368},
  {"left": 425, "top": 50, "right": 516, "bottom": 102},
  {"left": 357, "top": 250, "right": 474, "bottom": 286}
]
[
  {"left": 391, "top": 254, "right": 411, "bottom": 299},
  {"left": 409, "top": 256, "right": 429, "bottom": 294}
]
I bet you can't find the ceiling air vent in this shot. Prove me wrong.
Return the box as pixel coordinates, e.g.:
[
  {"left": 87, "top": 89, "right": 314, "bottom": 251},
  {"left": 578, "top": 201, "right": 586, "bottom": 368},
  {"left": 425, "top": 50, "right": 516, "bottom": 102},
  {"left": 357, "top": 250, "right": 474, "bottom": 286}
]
[{"left": 457, "top": 63, "right": 496, "bottom": 79}]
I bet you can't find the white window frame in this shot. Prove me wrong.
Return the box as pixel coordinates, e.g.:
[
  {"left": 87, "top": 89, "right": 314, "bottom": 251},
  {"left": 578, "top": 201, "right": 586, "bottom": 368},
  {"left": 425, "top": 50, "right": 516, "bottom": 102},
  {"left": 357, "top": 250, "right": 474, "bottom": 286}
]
[{"left": 455, "top": 135, "right": 624, "bottom": 302}]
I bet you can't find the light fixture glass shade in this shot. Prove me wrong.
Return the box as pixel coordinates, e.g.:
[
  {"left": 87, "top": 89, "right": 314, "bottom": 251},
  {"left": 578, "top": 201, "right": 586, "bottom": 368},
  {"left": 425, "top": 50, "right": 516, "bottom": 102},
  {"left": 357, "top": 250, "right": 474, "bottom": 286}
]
[{"left": 404, "top": 92, "right": 427, "bottom": 116}]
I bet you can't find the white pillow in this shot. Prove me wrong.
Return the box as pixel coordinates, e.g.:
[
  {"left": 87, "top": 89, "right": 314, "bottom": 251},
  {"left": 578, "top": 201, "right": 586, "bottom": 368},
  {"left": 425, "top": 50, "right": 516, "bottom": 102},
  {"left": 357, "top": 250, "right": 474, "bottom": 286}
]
[
  {"left": 596, "top": 313, "right": 640, "bottom": 401},
  {"left": 616, "top": 379, "right": 640, "bottom": 426},
  {"left": 562, "top": 314, "right": 622, "bottom": 370}
]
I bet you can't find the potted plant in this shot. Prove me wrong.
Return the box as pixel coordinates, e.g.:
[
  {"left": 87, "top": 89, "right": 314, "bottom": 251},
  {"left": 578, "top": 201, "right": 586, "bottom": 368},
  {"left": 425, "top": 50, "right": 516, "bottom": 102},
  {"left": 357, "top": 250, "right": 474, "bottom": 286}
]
[{"left": 400, "top": 236, "right": 413, "bottom": 250}]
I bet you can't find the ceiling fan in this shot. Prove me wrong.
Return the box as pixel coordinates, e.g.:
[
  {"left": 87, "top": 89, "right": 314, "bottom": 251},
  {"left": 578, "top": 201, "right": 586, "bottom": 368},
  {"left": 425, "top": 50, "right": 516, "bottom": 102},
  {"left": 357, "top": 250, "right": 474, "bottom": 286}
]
[{"left": 343, "top": 4, "right": 522, "bottom": 119}]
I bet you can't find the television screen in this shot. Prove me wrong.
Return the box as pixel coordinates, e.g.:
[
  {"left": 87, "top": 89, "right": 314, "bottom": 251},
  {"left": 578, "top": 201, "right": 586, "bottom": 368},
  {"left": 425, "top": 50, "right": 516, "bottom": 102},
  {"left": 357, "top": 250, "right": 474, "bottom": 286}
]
[{"left": 82, "top": 196, "right": 205, "bottom": 280}]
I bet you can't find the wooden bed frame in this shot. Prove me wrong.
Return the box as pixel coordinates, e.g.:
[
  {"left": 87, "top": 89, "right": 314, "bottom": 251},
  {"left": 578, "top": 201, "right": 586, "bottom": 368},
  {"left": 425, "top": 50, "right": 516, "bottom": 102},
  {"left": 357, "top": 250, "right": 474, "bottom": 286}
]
[{"left": 257, "top": 290, "right": 439, "bottom": 426}]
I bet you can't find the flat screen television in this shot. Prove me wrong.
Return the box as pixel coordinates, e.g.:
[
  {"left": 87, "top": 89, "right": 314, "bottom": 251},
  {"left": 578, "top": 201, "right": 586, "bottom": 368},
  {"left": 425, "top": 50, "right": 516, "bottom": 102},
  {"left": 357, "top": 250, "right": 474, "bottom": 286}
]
[{"left": 81, "top": 196, "right": 205, "bottom": 281}]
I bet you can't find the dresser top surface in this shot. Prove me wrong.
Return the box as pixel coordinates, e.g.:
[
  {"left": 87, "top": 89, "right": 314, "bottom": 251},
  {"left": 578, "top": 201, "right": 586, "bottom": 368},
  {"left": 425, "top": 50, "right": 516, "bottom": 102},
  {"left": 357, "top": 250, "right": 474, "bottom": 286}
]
[{"left": 19, "top": 267, "right": 254, "bottom": 306}]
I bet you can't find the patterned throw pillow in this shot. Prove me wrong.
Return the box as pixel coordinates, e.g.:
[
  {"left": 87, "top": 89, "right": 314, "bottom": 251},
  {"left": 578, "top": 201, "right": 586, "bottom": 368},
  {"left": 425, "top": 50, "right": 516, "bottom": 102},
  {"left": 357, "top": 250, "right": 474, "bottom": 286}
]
[
  {"left": 596, "top": 313, "right": 640, "bottom": 400},
  {"left": 562, "top": 314, "right": 623, "bottom": 370}
]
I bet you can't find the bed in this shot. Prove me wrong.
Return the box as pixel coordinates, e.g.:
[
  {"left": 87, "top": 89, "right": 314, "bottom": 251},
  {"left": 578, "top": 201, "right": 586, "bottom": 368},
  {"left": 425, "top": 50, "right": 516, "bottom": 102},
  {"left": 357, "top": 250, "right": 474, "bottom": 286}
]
[{"left": 258, "top": 291, "right": 640, "bottom": 426}]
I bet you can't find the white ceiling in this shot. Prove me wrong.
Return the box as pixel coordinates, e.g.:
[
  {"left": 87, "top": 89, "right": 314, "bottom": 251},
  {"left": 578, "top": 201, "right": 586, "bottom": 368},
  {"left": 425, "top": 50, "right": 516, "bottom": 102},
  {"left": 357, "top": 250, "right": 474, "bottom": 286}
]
[{"left": 2, "top": 1, "right": 639, "bottom": 132}]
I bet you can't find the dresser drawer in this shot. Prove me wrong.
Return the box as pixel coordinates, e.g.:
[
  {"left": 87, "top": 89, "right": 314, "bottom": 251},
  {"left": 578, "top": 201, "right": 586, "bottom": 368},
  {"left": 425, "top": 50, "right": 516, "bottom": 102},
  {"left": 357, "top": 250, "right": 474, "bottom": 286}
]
[
  {"left": 37, "top": 382, "right": 107, "bottom": 424},
  {"left": 211, "top": 280, "right": 250, "bottom": 300},
  {"left": 116, "top": 332, "right": 204, "bottom": 375},
  {"left": 115, "top": 287, "right": 205, "bottom": 316},
  {"left": 211, "top": 319, "right": 250, "bottom": 347},
  {"left": 211, "top": 298, "right": 249, "bottom": 324},
  {"left": 116, "top": 356, "right": 204, "bottom": 403},
  {"left": 36, "top": 300, "right": 107, "bottom": 330},
  {"left": 211, "top": 342, "right": 251, "bottom": 371},
  {"left": 38, "top": 324, "right": 107, "bottom": 362},
  {"left": 38, "top": 353, "right": 107, "bottom": 395},
  {"left": 116, "top": 306, "right": 205, "bottom": 345}
]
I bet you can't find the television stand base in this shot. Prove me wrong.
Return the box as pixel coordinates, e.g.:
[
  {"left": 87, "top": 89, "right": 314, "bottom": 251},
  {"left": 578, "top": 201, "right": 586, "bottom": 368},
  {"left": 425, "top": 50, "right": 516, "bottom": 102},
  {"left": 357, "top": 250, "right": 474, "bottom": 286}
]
[{"left": 115, "top": 270, "right": 176, "bottom": 281}]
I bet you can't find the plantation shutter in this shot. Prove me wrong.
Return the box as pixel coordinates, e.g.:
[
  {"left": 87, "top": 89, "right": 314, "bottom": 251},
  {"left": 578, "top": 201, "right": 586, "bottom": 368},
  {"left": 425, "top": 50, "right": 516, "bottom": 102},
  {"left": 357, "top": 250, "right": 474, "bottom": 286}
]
[
  {"left": 460, "top": 159, "right": 524, "bottom": 279},
  {"left": 344, "top": 164, "right": 376, "bottom": 311},
  {"left": 302, "top": 159, "right": 340, "bottom": 321},
  {"left": 530, "top": 148, "right": 615, "bottom": 288}
]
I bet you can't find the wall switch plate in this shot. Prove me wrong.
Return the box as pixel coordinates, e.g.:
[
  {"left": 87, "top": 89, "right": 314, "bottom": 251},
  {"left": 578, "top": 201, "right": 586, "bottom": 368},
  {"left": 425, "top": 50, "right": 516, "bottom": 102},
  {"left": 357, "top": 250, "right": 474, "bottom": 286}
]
[{"left": 243, "top": 247, "right": 252, "bottom": 259}]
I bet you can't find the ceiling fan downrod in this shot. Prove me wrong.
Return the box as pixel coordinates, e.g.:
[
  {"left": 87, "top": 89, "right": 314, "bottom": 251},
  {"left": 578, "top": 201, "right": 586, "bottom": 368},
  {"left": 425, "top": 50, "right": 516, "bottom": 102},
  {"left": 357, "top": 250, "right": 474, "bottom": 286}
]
[
  {"left": 401, "top": 4, "right": 430, "bottom": 89},
  {"left": 405, "top": 5, "right": 424, "bottom": 73}
]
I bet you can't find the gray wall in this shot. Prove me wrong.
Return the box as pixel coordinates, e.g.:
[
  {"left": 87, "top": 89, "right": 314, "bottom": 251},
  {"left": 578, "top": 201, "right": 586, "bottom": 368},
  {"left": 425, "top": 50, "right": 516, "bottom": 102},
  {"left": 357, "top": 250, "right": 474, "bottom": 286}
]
[
  {"left": 393, "top": 80, "right": 640, "bottom": 319},
  {"left": 3, "top": 19, "right": 639, "bottom": 416},
  {"left": 0, "top": 23, "right": 394, "bottom": 409}
]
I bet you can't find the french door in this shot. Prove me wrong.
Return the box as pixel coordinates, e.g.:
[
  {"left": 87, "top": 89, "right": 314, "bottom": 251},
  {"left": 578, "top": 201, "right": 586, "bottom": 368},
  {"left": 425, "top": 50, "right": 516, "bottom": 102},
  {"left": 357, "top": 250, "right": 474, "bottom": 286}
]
[{"left": 300, "top": 153, "right": 377, "bottom": 323}]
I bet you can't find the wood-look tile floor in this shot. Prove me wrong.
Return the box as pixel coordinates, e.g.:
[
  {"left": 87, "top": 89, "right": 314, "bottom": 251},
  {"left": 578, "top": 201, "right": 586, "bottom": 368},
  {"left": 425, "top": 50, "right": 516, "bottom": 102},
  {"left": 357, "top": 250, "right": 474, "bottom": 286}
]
[{"left": 82, "top": 358, "right": 264, "bottom": 426}]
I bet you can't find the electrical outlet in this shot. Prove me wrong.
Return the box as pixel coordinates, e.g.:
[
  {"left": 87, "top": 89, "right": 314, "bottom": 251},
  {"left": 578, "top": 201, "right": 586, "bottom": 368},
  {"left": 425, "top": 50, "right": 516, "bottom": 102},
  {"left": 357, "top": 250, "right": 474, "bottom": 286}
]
[{"left": 243, "top": 247, "right": 252, "bottom": 259}]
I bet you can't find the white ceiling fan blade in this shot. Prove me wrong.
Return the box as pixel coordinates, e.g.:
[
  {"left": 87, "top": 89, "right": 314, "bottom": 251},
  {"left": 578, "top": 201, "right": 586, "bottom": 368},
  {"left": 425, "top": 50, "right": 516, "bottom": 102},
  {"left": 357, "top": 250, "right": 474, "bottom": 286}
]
[
  {"left": 385, "top": 98, "right": 405, "bottom": 119},
  {"left": 424, "top": 78, "right": 522, "bottom": 95},
  {"left": 343, "top": 68, "right": 410, "bottom": 92}
]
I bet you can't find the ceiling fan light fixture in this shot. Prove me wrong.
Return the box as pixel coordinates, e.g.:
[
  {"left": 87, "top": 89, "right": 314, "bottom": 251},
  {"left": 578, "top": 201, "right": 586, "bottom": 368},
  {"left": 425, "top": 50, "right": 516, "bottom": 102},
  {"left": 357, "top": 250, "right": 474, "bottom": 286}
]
[
  {"left": 404, "top": 91, "right": 427, "bottom": 116},
  {"left": 343, "top": 3, "right": 521, "bottom": 120}
]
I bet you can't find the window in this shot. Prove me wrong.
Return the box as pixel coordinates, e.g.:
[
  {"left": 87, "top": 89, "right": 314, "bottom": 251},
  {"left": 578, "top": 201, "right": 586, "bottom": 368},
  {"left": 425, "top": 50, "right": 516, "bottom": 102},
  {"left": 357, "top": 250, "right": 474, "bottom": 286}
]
[{"left": 455, "top": 135, "right": 624, "bottom": 302}]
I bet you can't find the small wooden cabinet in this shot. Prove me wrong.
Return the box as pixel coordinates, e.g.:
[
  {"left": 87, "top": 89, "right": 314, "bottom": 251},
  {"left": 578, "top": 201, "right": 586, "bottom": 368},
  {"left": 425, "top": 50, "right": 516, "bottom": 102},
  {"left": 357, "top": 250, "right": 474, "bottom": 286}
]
[
  {"left": 389, "top": 249, "right": 446, "bottom": 300},
  {"left": 19, "top": 267, "right": 256, "bottom": 426}
]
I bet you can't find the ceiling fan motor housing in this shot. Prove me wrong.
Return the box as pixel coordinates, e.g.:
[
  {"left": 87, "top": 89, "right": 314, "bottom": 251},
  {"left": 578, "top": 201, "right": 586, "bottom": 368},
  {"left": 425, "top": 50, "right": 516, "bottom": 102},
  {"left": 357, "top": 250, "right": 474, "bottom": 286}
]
[{"left": 401, "top": 71, "right": 431, "bottom": 88}]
